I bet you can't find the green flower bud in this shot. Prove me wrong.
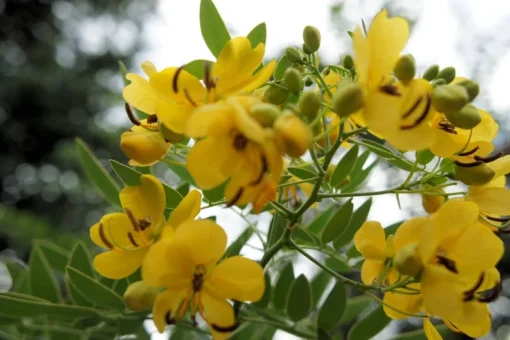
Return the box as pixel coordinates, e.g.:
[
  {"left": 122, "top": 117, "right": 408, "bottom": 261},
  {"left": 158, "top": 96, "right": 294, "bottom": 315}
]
[
  {"left": 304, "top": 76, "right": 314, "bottom": 87},
  {"left": 283, "top": 68, "right": 304, "bottom": 94},
  {"left": 299, "top": 91, "right": 322, "bottom": 120},
  {"left": 455, "top": 163, "right": 495, "bottom": 186},
  {"left": 303, "top": 26, "right": 321, "bottom": 53},
  {"left": 422, "top": 64, "right": 439, "bottom": 81},
  {"left": 342, "top": 54, "right": 354, "bottom": 70},
  {"left": 431, "top": 78, "right": 446, "bottom": 86},
  {"left": 285, "top": 47, "right": 303, "bottom": 64},
  {"left": 431, "top": 85, "right": 469, "bottom": 113},
  {"left": 331, "top": 82, "right": 364, "bottom": 118},
  {"left": 437, "top": 66, "right": 456, "bottom": 84},
  {"left": 456, "top": 79, "right": 480, "bottom": 102},
  {"left": 393, "top": 244, "right": 423, "bottom": 277},
  {"left": 123, "top": 281, "right": 160, "bottom": 311},
  {"left": 393, "top": 54, "right": 416, "bottom": 84},
  {"left": 444, "top": 104, "right": 481, "bottom": 130},
  {"left": 250, "top": 103, "right": 282, "bottom": 127},
  {"left": 264, "top": 85, "right": 289, "bottom": 105},
  {"left": 159, "top": 123, "right": 185, "bottom": 143}
]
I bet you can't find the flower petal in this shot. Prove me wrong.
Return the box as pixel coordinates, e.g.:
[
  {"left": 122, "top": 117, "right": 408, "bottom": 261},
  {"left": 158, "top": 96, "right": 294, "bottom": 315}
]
[
  {"left": 123, "top": 73, "right": 158, "bottom": 115},
  {"left": 91, "top": 213, "right": 139, "bottom": 250},
  {"left": 93, "top": 249, "right": 146, "bottom": 279},
  {"left": 186, "top": 102, "right": 234, "bottom": 138},
  {"left": 152, "top": 288, "right": 189, "bottom": 333},
  {"left": 451, "top": 313, "right": 491, "bottom": 338},
  {"left": 471, "top": 109, "right": 498, "bottom": 143},
  {"left": 423, "top": 318, "right": 443, "bottom": 340},
  {"left": 383, "top": 288, "right": 422, "bottom": 319},
  {"left": 421, "top": 266, "right": 463, "bottom": 320},
  {"left": 230, "top": 98, "right": 265, "bottom": 144},
  {"left": 354, "top": 221, "right": 387, "bottom": 259},
  {"left": 120, "top": 174, "right": 166, "bottom": 228},
  {"left": 206, "top": 256, "right": 264, "bottom": 302},
  {"left": 394, "top": 217, "right": 427, "bottom": 252},
  {"left": 174, "top": 220, "right": 227, "bottom": 267},
  {"left": 200, "top": 292, "right": 236, "bottom": 340},
  {"left": 467, "top": 187, "right": 510, "bottom": 215},
  {"left": 167, "top": 190, "right": 202, "bottom": 229},
  {"left": 120, "top": 126, "right": 170, "bottom": 166},
  {"left": 156, "top": 101, "right": 195, "bottom": 135},
  {"left": 360, "top": 259, "right": 385, "bottom": 285}
]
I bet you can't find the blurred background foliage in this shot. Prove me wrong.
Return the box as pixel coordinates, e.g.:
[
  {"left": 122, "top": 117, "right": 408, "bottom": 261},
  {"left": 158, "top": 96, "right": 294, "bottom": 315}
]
[{"left": 1, "top": 0, "right": 510, "bottom": 339}]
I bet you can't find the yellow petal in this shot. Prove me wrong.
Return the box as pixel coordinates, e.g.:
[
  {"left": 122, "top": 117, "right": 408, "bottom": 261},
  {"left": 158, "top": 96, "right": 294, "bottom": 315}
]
[
  {"left": 230, "top": 98, "right": 265, "bottom": 145},
  {"left": 480, "top": 267, "right": 500, "bottom": 291},
  {"left": 423, "top": 318, "right": 443, "bottom": 340},
  {"left": 360, "top": 259, "right": 385, "bottom": 285},
  {"left": 421, "top": 266, "right": 462, "bottom": 320},
  {"left": 141, "top": 61, "right": 157, "bottom": 76},
  {"left": 120, "top": 174, "right": 166, "bottom": 228},
  {"left": 451, "top": 312, "right": 491, "bottom": 338},
  {"left": 206, "top": 256, "right": 264, "bottom": 302},
  {"left": 123, "top": 73, "right": 158, "bottom": 115},
  {"left": 166, "top": 190, "right": 202, "bottom": 229},
  {"left": 92, "top": 213, "right": 140, "bottom": 250},
  {"left": 471, "top": 109, "right": 498, "bottom": 143},
  {"left": 394, "top": 217, "right": 427, "bottom": 252},
  {"left": 186, "top": 102, "right": 234, "bottom": 138},
  {"left": 487, "top": 154, "right": 510, "bottom": 179},
  {"left": 354, "top": 221, "right": 387, "bottom": 259},
  {"left": 93, "top": 248, "right": 147, "bottom": 279},
  {"left": 467, "top": 187, "right": 510, "bottom": 215},
  {"left": 120, "top": 127, "right": 170, "bottom": 167},
  {"left": 174, "top": 220, "right": 227, "bottom": 267},
  {"left": 150, "top": 67, "right": 205, "bottom": 106},
  {"left": 156, "top": 100, "right": 195, "bottom": 135},
  {"left": 383, "top": 289, "right": 422, "bottom": 319},
  {"left": 363, "top": 90, "right": 403, "bottom": 136},
  {"left": 152, "top": 288, "right": 189, "bottom": 333},
  {"left": 200, "top": 292, "right": 236, "bottom": 340}
]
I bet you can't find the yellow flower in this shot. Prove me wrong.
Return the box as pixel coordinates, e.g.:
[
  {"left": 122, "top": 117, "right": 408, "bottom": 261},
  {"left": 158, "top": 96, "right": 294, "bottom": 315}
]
[
  {"left": 186, "top": 96, "right": 284, "bottom": 210},
  {"left": 120, "top": 120, "right": 171, "bottom": 167},
  {"left": 143, "top": 220, "right": 264, "bottom": 339},
  {"left": 123, "top": 38, "right": 275, "bottom": 134},
  {"left": 90, "top": 175, "right": 166, "bottom": 279}
]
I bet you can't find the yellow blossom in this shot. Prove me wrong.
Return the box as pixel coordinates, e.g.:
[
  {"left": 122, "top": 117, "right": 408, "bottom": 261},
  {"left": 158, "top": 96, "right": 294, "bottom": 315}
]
[{"left": 143, "top": 220, "right": 264, "bottom": 339}]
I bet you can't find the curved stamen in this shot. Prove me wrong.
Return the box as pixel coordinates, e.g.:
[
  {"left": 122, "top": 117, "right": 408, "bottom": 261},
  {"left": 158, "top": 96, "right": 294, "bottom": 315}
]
[
  {"left": 477, "top": 282, "right": 502, "bottom": 303},
  {"left": 380, "top": 84, "right": 401, "bottom": 96},
  {"left": 486, "top": 215, "right": 510, "bottom": 222},
  {"left": 211, "top": 322, "right": 240, "bottom": 333},
  {"left": 438, "top": 120, "right": 457, "bottom": 135},
  {"left": 125, "top": 208, "right": 140, "bottom": 232},
  {"left": 463, "top": 272, "right": 485, "bottom": 302},
  {"left": 204, "top": 61, "right": 216, "bottom": 91},
  {"left": 125, "top": 103, "right": 141, "bottom": 126},
  {"left": 172, "top": 65, "right": 185, "bottom": 93},
  {"left": 127, "top": 232, "right": 139, "bottom": 247},
  {"left": 457, "top": 146, "right": 479, "bottom": 157},
  {"left": 251, "top": 156, "right": 268, "bottom": 186},
  {"left": 99, "top": 223, "right": 114, "bottom": 249},
  {"left": 226, "top": 188, "right": 244, "bottom": 208},
  {"left": 474, "top": 152, "right": 503, "bottom": 163},
  {"left": 165, "top": 311, "right": 177, "bottom": 325},
  {"left": 453, "top": 160, "right": 483, "bottom": 168},
  {"left": 402, "top": 96, "right": 423, "bottom": 119},
  {"left": 184, "top": 89, "right": 198, "bottom": 107},
  {"left": 400, "top": 95, "right": 431, "bottom": 130},
  {"left": 436, "top": 255, "right": 458, "bottom": 274}
]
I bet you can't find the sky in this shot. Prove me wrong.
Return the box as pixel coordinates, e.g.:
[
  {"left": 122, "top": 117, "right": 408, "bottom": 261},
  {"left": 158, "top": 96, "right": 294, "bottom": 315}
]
[{"left": 131, "top": 0, "right": 510, "bottom": 339}]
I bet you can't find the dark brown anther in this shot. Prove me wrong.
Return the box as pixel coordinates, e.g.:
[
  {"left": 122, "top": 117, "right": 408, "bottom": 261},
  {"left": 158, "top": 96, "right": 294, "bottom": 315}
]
[
  {"left": 125, "top": 103, "right": 141, "bottom": 126},
  {"left": 251, "top": 156, "right": 268, "bottom": 186},
  {"left": 125, "top": 208, "right": 140, "bottom": 232},
  {"left": 184, "top": 89, "right": 198, "bottom": 107},
  {"left": 436, "top": 255, "right": 458, "bottom": 274},
  {"left": 453, "top": 159, "right": 483, "bottom": 168},
  {"left": 474, "top": 152, "right": 503, "bottom": 163},
  {"left": 211, "top": 322, "right": 240, "bottom": 333},
  {"left": 203, "top": 61, "right": 216, "bottom": 91},
  {"left": 165, "top": 311, "right": 176, "bottom": 325},
  {"left": 233, "top": 134, "right": 248, "bottom": 151},
  {"left": 401, "top": 96, "right": 423, "bottom": 119},
  {"left": 457, "top": 146, "right": 479, "bottom": 157},
  {"left": 173, "top": 65, "right": 185, "bottom": 93},
  {"left": 98, "top": 223, "right": 114, "bottom": 249},
  {"left": 127, "top": 232, "right": 139, "bottom": 247},
  {"left": 380, "top": 84, "right": 401, "bottom": 96},
  {"left": 147, "top": 114, "right": 158, "bottom": 124},
  {"left": 400, "top": 95, "right": 431, "bottom": 130},
  {"left": 138, "top": 216, "right": 152, "bottom": 231},
  {"left": 438, "top": 119, "right": 457, "bottom": 134},
  {"left": 463, "top": 272, "right": 485, "bottom": 302},
  {"left": 226, "top": 188, "right": 244, "bottom": 208},
  {"left": 192, "top": 265, "right": 206, "bottom": 292},
  {"left": 478, "top": 282, "right": 502, "bottom": 303},
  {"left": 486, "top": 215, "right": 510, "bottom": 223}
]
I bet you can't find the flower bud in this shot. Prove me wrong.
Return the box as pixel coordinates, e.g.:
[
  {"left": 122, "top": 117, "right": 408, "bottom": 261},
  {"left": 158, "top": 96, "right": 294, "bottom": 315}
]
[
  {"left": 342, "top": 54, "right": 354, "bottom": 70},
  {"left": 422, "top": 64, "right": 439, "bottom": 81},
  {"left": 331, "top": 82, "right": 364, "bottom": 117},
  {"left": 455, "top": 163, "right": 495, "bottom": 186},
  {"left": 250, "top": 103, "right": 282, "bottom": 127},
  {"left": 456, "top": 79, "right": 480, "bottom": 102},
  {"left": 393, "top": 244, "right": 423, "bottom": 276},
  {"left": 159, "top": 123, "right": 186, "bottom": 143},
  {"left": 431, "top": 78, "right": 446, "bottom": 86},
  {"left": 123, "top": 281, "right": 160, "bottom": 311},
  {"left": 394, "top": 54, "right": 416, "bottom": 84},
  {"left": 304, "top": 76, "right": 314, "bottom": 87},
  {"left": 431, "top": 85, "right": 469, "bottom": 113},
  {"left": 303, "top": 26, "right": 321, "bottom": 53},
  {"left": 302, "top": 43, "right": 313, "bottom": 55},
  {"left": 299, "top": 91, "right": 322, "bottom": 120},
  {"left": 120, "top": 128, "right": 170, "bottom": 166},
  {"left": 283, "top": 68, "right": 303, "bottom": 94},
  {"left": 444, "top": 104, "right": 481, "bottom": 130},
  {"left": 321, "top": 66, "right": 331, "bottom": 77},
  {"left": 285, "top": 47, "right": 303, "bottom": 64},
  {"left": 437, "top": 66, "right": 456, "bottom": 84},
  {"left": 263, "top": 86, "right": 289, "bottom": 105},
  {"left": 421, "top": 190, "right": 445, "bottom": 214},
  {"left": 274, "top": 112, "right": 312, "bottom": 157}
]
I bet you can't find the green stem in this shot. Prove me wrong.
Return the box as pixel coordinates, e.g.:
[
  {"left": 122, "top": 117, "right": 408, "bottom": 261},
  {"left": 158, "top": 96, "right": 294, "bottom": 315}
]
[
  {"left": 260, "top": 221, "right": 293, "bottom": 268},
  {"left": 239, "top": 316, "right": 315, "bottom": 339},
  {"left": 310, "top": 146, "right": 326, "bottom": 176},
  {"left": 269, "top": 201, "right": 293, "bottom": 218},
  {"left": 278, "top": 177, "right": 319, "bottom": 188},
  {"left": 318, "top": 182, "right": 458, "bottom": 199}
]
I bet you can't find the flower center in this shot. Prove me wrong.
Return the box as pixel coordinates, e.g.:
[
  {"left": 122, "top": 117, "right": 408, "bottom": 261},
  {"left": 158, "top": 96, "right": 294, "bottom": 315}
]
[
  {"left": 435, "top": 248, "right": 458, "bottom": 273},
  {"left": 233, "top": 133, "right": 248, "bottom": 151},
  {"left": 437, "top": 118, "right": 457, "bottom": 134},
  {"left": 192, "top": 265, "right": 206, "bottom": 293}
]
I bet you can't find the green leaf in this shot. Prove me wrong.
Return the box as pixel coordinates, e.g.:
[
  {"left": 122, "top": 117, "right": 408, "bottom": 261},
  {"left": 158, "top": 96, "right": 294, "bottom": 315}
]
[
  {"left": 267, "top": 213, "right": 287, "bottom": 248},
  {"left": 387, "top": 157, "right": 416, "bottom": 172},
  {"left": 287, "top": 167, "right": 317, "bottom": 180},
  {"left": 347, "top": 305, "right": 390, "bottom": 340},
  {"left": 310, "top": 271, "right": 330, "bottom": 307},
  {"left": 293, "top": 226, "right": 321, "bottom": 247},
  {"left": 334, "top": 198, "right": 372, "bottom": 249},
  {"left": 416, "top": 149, "right": 435, "bottom": 165},
  {"left": 110, "top": 160, "right": 183, "bottom": 209},
  {"left": 200, "top": 0, "right": 231, "bottom": 57},
  {"left": 118, "top": 60, "right": 130, "bottom": 87},
  {"left": 317, "top": 282, "right": 347, "bottom": 330},
  {"left": 0, "top": 293, "right": 98, "bottom": 319},
  {"left": 33, "top": 240, "right": 69, "bottom": 273},
  {"left": 360, "top": 139, "right": 396, "bottom": 159},
  {"left": 321, "top": 201, "right": 354, "bottom": 244},
  {"left": 176, "top": 182, "right": 190, "bottom": 197},
  {"left": 66, "top": 266, "right": 125, "bottom": 311},
  {"left": 440, "top": 158, "right": 455, "bottom": 173},
  {"left": 317, "top": 328, "right": 334, "bottom": 340},
  {"left": 384, "top": 221, "right": 404, "bottom": 237},
  {"left": 112, "top": 278, "right": 129, "bottom": 297},
  {"left": 165, "top": 157, "right": 196, "bottom": 185},
  {"left": 247, "top": 23, "right": 266, "bottom": 47},
  {"left": 68, "top": 279, "right": 95, "bottom": 307},
  {"left": 286, "top": 274, "right": 312, "bottom": 322},
  {"left": 253, "top": 273, "right": 271, "bottom": 308},
  {"left": 76, "top": 138, "right": 121, "bottom": 206},
  {"left": 184, "top": 59, "right": 211, "bottom": 80},
  {"left": 274, "top": 55, "right": 293, "bottom": 80},
  {"left": 29, "top": 247, "right": 61, "bottom": 303},
  {"left": 223, "top": 227, "right": 253, "bottom": 259},
  {"left": 325, "top": 257, "right": 350, "bottom": 273},
  {"left": 203, "top": 181, "right": 227, "bottom": 203},
  {"left": 330, "top": 145, "right": 359, "bottom": 188},
  {"left": 340, "top": 296, "right": 372, "bottom": 324},
  {"left": 307, "top": 205, "right": 336, "bottom": 235},
  {"left": 170, "top": 327, "right": 201, "bottom": 340},
  {"left": 68, "top": 242, "right": 95, "bottom": 278},
  {"left": 273, "top": 263, "right": 294, "bottom": 310}
]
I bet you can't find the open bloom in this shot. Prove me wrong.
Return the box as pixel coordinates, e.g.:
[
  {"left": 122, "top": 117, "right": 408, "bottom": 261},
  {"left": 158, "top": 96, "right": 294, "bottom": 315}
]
[
  {"left": 123, "top": 37, "right": 276, "bottom": 134},
  {"left": 143, "top": 220, "right": 264, "bottom": 339},
  {"left": 90, "top": 175, "right": 166, "bottom": 279}
]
